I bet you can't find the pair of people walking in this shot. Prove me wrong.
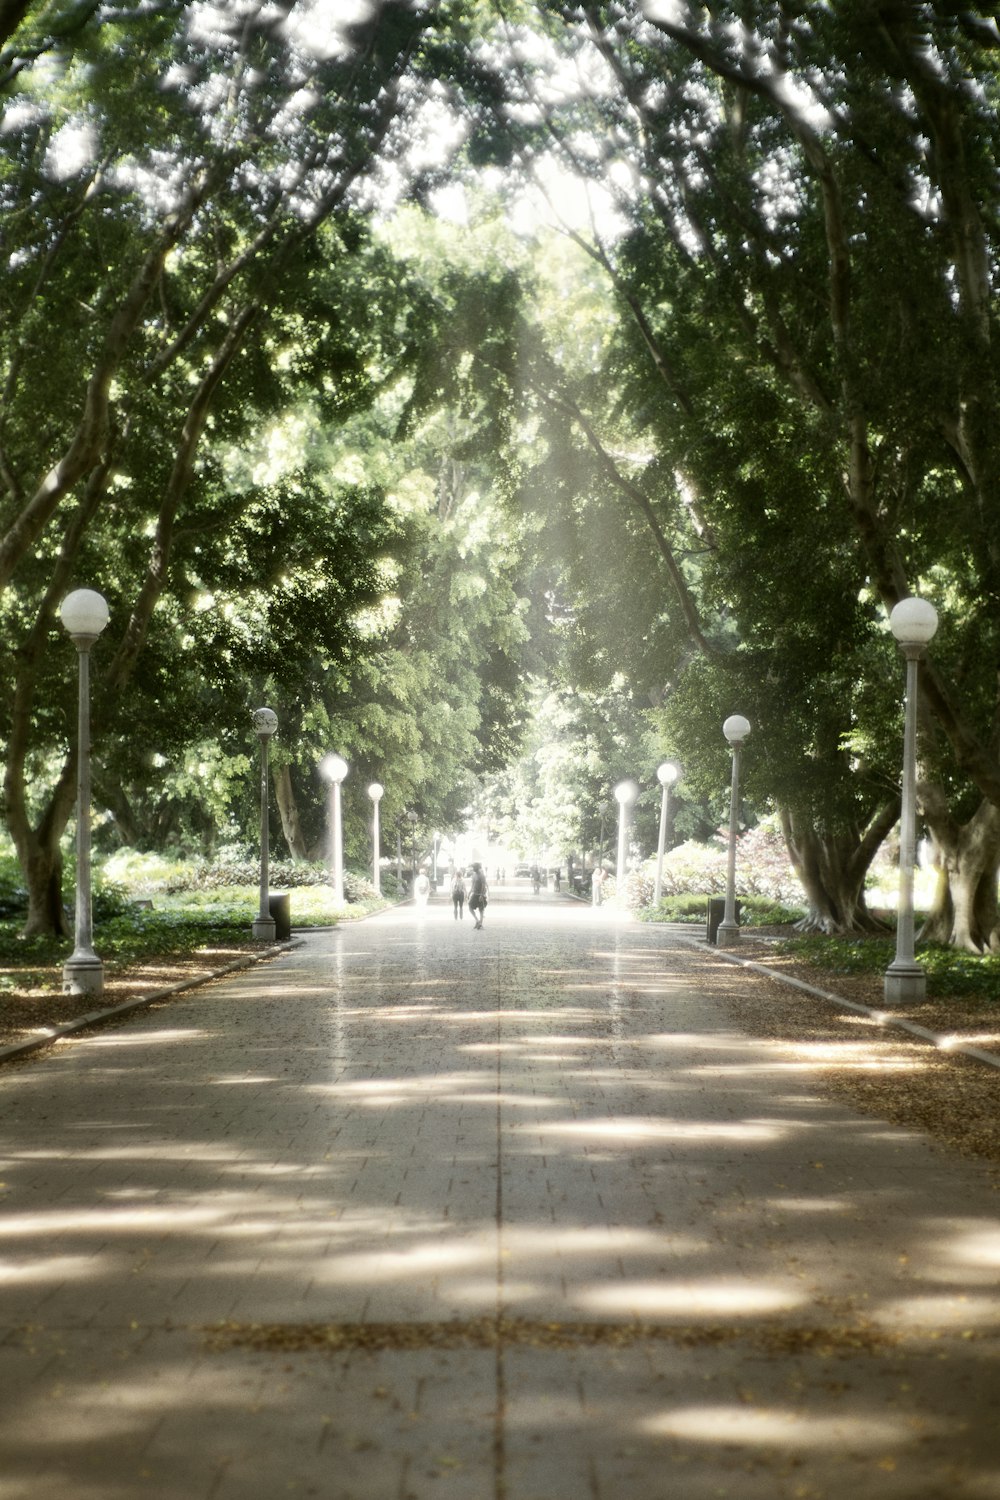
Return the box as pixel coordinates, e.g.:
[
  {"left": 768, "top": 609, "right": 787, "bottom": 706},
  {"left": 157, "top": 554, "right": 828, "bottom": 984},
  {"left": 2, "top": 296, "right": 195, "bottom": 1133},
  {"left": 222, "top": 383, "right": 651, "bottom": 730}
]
[{"left": 452, "top": 863, "right": 488, "bottom": 928}]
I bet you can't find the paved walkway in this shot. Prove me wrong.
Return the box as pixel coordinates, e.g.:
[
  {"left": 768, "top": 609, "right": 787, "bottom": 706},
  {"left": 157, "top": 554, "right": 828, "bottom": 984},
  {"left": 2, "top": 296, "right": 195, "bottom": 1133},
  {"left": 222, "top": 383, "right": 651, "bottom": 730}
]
[{"left": 2, "top": 893, "right": 1000, "bottom": 1499}]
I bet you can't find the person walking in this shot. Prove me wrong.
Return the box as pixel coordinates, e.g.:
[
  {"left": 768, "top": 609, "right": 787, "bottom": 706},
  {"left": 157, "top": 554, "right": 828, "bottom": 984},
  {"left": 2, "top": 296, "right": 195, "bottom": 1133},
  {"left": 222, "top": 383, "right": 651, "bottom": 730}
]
[
  {"left": 452, "top": 869, "right": 466, "bottom": 920},
  {"left": 468, "top": 863, "right": 488, "bottom": 929}
]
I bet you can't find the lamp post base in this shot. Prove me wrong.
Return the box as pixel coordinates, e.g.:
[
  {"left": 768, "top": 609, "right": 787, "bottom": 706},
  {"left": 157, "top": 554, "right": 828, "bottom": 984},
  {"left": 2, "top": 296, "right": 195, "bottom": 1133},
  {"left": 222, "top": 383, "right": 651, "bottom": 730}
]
[
  {"left": 884, "top": 963, "right": 926, "bottom": 1005},
  {"left": 716, "top": 920, "right": 741, "bottom": 947},
  {"left": 63, "top": 955, "right": 104, "bottom": 996},
  {"left": 252, "top": 916, "right": 277, "bottom": 942}
]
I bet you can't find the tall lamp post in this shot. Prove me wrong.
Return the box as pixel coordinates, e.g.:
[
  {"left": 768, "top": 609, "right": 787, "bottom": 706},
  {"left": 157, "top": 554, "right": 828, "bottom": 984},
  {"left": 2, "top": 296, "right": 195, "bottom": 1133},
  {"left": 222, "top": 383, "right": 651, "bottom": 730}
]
[
  {"left": 60, "top": 588, "right": 110, "bottom": 995},
  {"left": 320, "top": 753, "right": 349, "bottom": 908},
  {"left": 884, "top": 596, "right": 938, "bottom": 1004},
  {"left": 717, "top": 715, "right": 751, "bottom": 947},
  {"left": 367, "top": 782, "right": 384, "bottom": 895},
  {"left": 653, "top": 761, "right": 681, "bottom": 908},
  {"left": 406, "top": 809, "right": 418, "bottom": 880},
  {"left": 614, "top": 779, "right": 638, "bottom": 890},
  {"left": 251, "top": 707, "right": 279, "bottom": 940}
]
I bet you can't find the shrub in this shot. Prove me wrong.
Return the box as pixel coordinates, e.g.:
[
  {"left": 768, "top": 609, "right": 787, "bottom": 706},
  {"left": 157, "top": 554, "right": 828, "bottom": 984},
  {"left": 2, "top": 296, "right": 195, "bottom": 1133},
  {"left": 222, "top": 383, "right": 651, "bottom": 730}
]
[
  {"left": 638, "top": 818, "right": 807, "bottom": 911},
  {"left": 775, "top": 933, "right": 1000, "bottom": 1000},
  {"left": 652, "top": 840, "right": 728, "bottom": 897},
  {"left": 118, "top": 853, "right": 369, "bottom": 899},
  {"left": 639, "top": 894, "right": 805, "bottom": 927},
  {"left": 91, "top": 878, "right": 136, "bottom": 922}
]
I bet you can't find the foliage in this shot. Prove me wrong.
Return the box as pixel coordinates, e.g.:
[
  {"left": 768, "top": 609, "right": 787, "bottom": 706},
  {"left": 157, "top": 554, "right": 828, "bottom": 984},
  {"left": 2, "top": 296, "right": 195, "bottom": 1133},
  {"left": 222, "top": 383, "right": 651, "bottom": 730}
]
[
  {"left": 639, "top": 894, "right": 804, "bottom": 928},
  {"left": 775, "top": 934, "right": 1000, "bottom": 1004},
  {"left": 639, "top": 820, "right": 807, "bottom": 907},
  {"left": 6, "top": 1, "right": 1000, "bottom": 956},
  {"left": 471, "top": 2, "right": 1000, "bottom": 946},
  {"left": 0, "top": 908, "right": 253, "bottom": 976},
  {"left": 0, "top": 0, "right": 539, "bottom": 932},
  {"left": 487, "top": 678, "right": 653, "bottom": 864},
  {"left": 104, "top": 845, "right": 386, "bottom": 907}
]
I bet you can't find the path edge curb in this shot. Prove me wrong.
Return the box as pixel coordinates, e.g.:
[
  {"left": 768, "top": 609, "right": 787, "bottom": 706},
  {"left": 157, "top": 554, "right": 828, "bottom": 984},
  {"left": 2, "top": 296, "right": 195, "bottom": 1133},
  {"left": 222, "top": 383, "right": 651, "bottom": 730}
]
[
  {"left": 0, "top": 939, "right": 304, "bottom": 1067},
  {"left": 673, "top": 931, "right": 1000, "bottom": 1073}
]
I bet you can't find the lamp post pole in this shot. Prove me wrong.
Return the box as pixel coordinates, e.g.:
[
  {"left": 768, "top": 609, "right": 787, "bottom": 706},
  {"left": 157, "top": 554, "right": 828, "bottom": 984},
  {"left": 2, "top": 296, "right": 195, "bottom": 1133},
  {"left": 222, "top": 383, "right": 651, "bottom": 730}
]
[
  {"left": 884, "top": 597, "right": 938, "bottom": 1005},
  {"left": 717, "top": 716, "right": 751, "bottom": 947},
  {"left": 60, "top": 589, "right": 110, "bottom": 995},
  {"left": 251, "top": 708, "right": 278, "bottom": 940},
  {"left": 407, "top": 810, "right": 418, "bottom": 881},
  {"left": 614, "top": 780, "right": 638, "bottom": 890},
  {"left": 320, "top": 754, "right": 349, "bottom": 908},
  {"left": 367, "top": 782, "right": 384, "bottom": 895},
  {"left": 653, "top": 761, "right": 681, "bottom": 908}
]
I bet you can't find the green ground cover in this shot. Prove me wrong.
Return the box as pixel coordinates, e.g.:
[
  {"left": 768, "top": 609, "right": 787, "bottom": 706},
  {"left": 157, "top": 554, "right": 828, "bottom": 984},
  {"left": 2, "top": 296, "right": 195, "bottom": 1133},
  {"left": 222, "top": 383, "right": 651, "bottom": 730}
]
[
  {"left": 774, "top": 933, "right": 1000, "bottom": 1003},
  {"left": 0, "top": 845, "right": 391, "bottom": 998}
]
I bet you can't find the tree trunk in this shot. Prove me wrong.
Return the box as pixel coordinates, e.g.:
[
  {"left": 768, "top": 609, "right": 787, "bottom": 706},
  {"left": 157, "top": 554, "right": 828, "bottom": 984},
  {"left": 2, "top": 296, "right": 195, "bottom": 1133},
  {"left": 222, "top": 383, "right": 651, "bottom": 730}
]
[
  {"left": 919, "top": 793, "right": 1000, "bottom": 952},
  {"left": 94, "top": 777, "right": 141, "bottom": 849},
  {"left": 780, "top": 804, "right": 896, "bottom": 935},
  {"left": 20, "top": 832, "right": 70, "bottom": 939},
  {"left": 273, "top": 763, "right": 309, "bottom": 861}
]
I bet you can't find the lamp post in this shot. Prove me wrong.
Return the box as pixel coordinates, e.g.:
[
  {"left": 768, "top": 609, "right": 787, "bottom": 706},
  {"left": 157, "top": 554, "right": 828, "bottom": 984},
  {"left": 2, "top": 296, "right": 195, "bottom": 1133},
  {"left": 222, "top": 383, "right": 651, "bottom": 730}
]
[
  {"left": 250, "top": 707, "right": 279, "bottom": 940},
  {"left": 432, "top": 830, "right": 440, "bottom": 887},
  {"left": 406, "top": 809, "right": 418, "bottom": 880},
  {"left": 614, "top": 779, "right": 638, "bottom": 890},
  {"left": 717, "top": 715, "right": 751, "bottom": 947},
  {"left": 884, "top": 596, "right": 938, "bottom": 1004},
  {"left": 320, "top": 753, "right": 349, "bottom": 908},
  {"left": 653, "top": 761, "right": 681, "bottom": 908},
  {"left": 367, "top": 782, "right": 384, "bottom": 895},
  {"left": 59, "top": 588, "right": 110, "bottom": 995}
]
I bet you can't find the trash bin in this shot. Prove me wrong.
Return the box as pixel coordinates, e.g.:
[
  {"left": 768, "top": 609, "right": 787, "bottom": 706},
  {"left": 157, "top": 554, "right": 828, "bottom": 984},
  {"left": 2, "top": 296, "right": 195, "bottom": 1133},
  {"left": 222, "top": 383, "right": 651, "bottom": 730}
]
[
  {"left": 269, "top": 891, "right": 291, "bottom": 941},
  {"left": 706, "top": 896, "right": 740, "bottom": 942}
]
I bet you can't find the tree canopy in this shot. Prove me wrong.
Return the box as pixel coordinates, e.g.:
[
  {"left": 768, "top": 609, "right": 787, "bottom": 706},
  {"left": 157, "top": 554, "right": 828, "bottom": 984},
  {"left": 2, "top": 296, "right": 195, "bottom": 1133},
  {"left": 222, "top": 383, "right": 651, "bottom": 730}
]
[{"left": 4, "top": 1, "right": 1000, "bottom": 950}]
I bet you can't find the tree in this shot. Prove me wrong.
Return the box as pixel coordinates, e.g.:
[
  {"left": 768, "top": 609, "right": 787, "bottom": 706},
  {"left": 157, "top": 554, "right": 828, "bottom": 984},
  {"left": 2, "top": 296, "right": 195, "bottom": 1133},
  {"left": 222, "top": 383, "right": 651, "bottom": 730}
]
[
  {"left": 0, "top": 0, "right": 502, "bottom": 930},
  {"left": 260, "top": 204, "right": 541, "bottom": 867},
  {"left": 466, "top": 1, "right": 1000, "bottom": 944}
]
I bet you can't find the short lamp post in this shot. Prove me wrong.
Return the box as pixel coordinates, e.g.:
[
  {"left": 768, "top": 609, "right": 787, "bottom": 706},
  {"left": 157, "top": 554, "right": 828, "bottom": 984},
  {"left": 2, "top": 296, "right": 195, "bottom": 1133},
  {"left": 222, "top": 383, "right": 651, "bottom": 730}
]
[
  {"left": 367, "top": 782, "right": 384, "bottom": 895},
  {"left": 59, "top": 588, "right": 110, "bottom": 995},
  {"left": 251, "top": 708, "right": 278, "bottom": 940},
  {"left": 432, "top": 830, "right": 441, "bottom": 886},
  {"left": 320, "top": 753, "right": 349, "bottom": 908},
  {"left": 717, "top": 715, "right": 751, "bottom": 947},
  {"left": 884, "top": 596, "right": 938, "bottom": 1005},
  {"left": 614, "top": 779, "right": 638, "bottom": 890},
  {"left": 653, "top": 761, "right": 681, "bottom": 908}
]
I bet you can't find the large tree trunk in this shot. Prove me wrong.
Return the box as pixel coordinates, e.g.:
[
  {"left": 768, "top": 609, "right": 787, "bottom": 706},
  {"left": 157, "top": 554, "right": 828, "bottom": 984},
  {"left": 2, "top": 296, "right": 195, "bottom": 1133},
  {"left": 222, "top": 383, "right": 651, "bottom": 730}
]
[
  {"left": 919, "top": 791, "right": 1000, "bottom": 952},
  {"left": 780, "top": 802, "right": 897, "bottom": 935},
  {"left": 273, "top": 763, "right": 310, "bottom": 861},
  {"left": 18, "top": 828, "right": 70, "bottom": 939}
]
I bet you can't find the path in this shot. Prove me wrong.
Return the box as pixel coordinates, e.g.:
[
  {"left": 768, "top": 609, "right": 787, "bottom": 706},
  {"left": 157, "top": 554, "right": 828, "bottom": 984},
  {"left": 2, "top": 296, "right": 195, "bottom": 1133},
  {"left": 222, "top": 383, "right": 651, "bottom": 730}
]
[{"left": 1, "top": 893, "right": 999, "bottom": 1498}]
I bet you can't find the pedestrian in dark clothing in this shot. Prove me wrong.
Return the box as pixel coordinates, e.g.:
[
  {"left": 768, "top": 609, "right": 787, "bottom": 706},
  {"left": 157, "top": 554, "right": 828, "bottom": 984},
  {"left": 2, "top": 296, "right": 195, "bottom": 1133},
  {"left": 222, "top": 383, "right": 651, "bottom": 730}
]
[{"left": 468, "top": 863, "right": 489, "bottom": 929}]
